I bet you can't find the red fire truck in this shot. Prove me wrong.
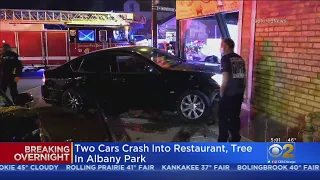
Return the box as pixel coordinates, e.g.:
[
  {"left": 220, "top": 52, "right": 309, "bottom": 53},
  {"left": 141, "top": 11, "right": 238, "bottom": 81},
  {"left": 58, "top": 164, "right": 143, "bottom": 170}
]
[{"left": 0, "top": 9, "right": 146, "bottom": 70}]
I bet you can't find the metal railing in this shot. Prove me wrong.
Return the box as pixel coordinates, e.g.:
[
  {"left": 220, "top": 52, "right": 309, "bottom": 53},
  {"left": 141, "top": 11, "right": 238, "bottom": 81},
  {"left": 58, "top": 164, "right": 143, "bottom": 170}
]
[{"left": 0, "top": 9, "right": 146, "bottom": 25}]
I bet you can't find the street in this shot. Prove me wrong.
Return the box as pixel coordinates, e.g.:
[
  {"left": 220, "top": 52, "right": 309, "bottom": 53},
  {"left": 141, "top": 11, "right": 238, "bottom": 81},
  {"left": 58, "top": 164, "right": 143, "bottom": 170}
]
[
  {"left": 23, "top": 85, "right": 252, "bottom": 142},
  {"left": 7, "top": 75, "right": 301, "bottom": 142},
  {"left": 5, "top": 72, "right": 43, "bottom": 97},
  {"left": 19, "top": 78, "right": 42, "bottom": 93}
]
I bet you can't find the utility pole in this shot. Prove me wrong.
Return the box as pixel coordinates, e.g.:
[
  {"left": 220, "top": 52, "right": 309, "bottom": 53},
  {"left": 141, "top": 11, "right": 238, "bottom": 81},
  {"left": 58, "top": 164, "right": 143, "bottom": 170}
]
[{"left": 152, "top": 0, "right": 158, "bottom": 48}]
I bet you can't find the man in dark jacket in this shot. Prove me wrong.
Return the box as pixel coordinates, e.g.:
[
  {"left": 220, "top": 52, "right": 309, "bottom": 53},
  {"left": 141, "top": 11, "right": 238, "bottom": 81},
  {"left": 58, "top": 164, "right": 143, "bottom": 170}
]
[{"left": 0, "top": 44, "right": 23, "bottom": 102}]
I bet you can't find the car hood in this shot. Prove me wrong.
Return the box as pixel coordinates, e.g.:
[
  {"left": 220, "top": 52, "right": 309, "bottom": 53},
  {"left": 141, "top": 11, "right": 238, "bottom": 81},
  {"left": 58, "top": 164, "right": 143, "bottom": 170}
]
[
  {"left": 168, "top": 61, "right": 221, "bottom": 74},
  {"left": 1, "top": 107, "right": 40, "bottom": 141},
  {"left": 164, "top": 66, "right": 215, "bottom": 81},
  {"left": 1, "top": 107, "right": 38, "bottom": 118}
]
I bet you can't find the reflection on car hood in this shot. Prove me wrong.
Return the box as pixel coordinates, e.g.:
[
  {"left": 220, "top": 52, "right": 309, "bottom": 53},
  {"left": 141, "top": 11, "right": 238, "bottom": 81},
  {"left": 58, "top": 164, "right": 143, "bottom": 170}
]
[
  {"left": 0, "top": 107, "right": 38, "bottom": 118},
  {"left": 1, "top": 107, "right": 40, "bottom": 142},
  {"left": 169, "top": 62, "right": 221, "bottom": 73},
  {"left": 0, "top": 106, "right": 23, "bottom": 114}
]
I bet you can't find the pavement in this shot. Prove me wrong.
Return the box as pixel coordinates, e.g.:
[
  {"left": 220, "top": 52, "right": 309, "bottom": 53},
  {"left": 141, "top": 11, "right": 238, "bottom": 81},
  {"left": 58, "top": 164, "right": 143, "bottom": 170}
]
[
  {"left": 4, "top": 77, "right": 42, "bottom": 98},
  {"left": 25, "top": 86, "right": 253, "bottom": 142},
  {"left": 19, "top": 78, "right": 42, "bottom": 93},
  {"left": 10, "top": 75, "right": 300, "bottom": 142},
  {"left": 5, "top": 66, "right": 310, "bottom": 142}
]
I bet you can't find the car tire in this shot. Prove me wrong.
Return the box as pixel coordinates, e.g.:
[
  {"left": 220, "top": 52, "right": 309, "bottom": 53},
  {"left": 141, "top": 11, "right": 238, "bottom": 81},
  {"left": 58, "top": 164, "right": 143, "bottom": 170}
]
[
  {"left": 177, "top": 90, "right": 212, "bottom": 123},
  {"left": 207, "top": 100, "right": 219, "bottom": 125},
  {"left": 61, "top": 89, "right": 88, "bottom": 113}
]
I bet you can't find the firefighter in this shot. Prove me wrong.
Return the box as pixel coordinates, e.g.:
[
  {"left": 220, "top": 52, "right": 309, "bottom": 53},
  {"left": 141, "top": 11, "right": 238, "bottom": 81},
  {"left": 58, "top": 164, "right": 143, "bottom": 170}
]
[{"left": 0, "top": 44, "right": 23, "bottom": 102}]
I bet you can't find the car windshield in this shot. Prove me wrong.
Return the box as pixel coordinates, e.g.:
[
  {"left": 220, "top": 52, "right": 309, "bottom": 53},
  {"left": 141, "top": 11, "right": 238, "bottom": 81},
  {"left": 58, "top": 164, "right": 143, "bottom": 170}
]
[
  {"left": 139, "top": 48, "right": 185, "bottom": 69},
  {"left": 0, "top": 90, "right": 13, "bottom": 107}
]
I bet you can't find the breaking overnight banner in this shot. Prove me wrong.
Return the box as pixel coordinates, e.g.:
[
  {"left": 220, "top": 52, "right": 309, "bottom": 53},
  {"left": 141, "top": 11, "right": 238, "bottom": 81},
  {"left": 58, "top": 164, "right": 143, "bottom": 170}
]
[{"left": 0, "top": 143, "right": 320, "bottom": 180}]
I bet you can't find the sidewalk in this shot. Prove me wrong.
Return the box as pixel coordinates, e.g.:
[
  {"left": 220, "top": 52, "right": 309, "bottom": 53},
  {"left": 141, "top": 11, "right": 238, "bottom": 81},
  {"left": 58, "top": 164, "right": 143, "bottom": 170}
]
[{"left": 118, "top": 111, "right": 253, "bottom": 142}]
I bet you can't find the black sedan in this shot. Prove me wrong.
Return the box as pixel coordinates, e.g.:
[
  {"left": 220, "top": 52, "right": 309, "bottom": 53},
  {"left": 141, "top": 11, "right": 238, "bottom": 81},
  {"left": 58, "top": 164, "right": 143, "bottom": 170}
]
[
  {"left": 0, "top": 90, "right": 50, "bottom": 142},
  {"left": 41, "top": 46, "right": 221, "bottom": 122}
]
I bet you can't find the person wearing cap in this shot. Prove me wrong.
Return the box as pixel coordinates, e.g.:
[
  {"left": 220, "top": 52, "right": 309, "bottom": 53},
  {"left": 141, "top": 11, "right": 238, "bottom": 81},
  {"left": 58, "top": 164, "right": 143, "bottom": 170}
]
[{"left": 0, "top": 43, "right": 23, "bottom": 102}]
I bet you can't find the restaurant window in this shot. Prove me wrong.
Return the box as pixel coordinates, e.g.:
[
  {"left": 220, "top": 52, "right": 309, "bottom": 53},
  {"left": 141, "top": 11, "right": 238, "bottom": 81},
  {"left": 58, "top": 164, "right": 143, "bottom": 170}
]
[
  {"left": 223, "top": 12, "right": 239, "bottom": 53},
  {"left": 180, "top": 15, "right": 222, "bottom": 64}
]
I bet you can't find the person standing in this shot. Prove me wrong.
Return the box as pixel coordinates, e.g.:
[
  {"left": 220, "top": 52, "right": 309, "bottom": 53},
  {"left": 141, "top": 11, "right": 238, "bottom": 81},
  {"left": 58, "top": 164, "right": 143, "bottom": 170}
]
[
  {"left": 0, "top": 44, "right": 23, "bottom": 102},
  {"left": 218, "top": 38, "right": 246, "bottom": 142}
]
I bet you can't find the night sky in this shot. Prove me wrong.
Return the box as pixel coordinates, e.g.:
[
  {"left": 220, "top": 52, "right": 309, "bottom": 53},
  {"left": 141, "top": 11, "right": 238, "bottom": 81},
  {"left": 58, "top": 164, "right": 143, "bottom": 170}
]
[{"left": 1, "top": 0, "right": 175, "bottom": 11}]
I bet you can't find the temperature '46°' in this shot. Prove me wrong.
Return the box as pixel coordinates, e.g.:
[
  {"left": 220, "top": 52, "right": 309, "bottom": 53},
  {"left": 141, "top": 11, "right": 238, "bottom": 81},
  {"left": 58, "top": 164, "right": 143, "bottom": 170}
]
[{"left": 287, "top": 138, "right": 296, "bottom": 142}]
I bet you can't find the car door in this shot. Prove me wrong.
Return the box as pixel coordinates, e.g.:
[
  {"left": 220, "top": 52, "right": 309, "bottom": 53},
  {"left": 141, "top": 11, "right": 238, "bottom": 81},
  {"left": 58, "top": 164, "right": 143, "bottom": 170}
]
[
  {"left": 74, "top": 52, "right": 113, "bottom": 106},
  {"left": 109, "top": 51, "right": 165, "bottom": 110}
]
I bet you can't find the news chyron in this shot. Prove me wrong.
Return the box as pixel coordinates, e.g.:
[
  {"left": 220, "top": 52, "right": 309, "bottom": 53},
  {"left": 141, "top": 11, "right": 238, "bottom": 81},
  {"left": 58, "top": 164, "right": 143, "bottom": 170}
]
[{"left": 267, "top": 143, "right": 295, "bottom": 164}]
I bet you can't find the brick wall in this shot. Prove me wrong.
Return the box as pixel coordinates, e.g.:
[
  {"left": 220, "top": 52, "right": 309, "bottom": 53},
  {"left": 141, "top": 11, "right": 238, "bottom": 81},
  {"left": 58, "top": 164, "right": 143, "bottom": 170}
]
[{"left": 252, "top": 0, "right": 320, "bottom": 130}]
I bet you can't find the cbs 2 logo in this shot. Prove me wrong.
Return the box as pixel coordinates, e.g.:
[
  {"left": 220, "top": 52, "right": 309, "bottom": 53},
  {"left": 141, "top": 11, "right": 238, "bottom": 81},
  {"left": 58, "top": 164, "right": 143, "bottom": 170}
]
[{"left": 268, "top": 144, "right": 294, "bottom": 158}]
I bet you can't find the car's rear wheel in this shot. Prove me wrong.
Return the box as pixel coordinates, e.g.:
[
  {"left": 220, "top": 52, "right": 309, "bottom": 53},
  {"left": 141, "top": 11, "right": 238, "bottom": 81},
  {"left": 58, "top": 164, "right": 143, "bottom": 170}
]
[
  {"left": 61, "top": 89, "right": 86, "bottom": 112},
  {"left": 177, "top": 90, "right": 212, "bottom": 123}
]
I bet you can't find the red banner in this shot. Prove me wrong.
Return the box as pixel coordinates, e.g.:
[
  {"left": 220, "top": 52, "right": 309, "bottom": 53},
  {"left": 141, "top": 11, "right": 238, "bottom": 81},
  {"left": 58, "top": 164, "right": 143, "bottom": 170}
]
[{"left": 0, "top": 143, "right": 72, "bottom": 164}]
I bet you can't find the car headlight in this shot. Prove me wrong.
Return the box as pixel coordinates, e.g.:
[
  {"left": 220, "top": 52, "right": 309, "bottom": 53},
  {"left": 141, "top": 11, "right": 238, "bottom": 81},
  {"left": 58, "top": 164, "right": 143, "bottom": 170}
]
[{"left": 211, "top": 74, "right": 222, "bottom": 86}]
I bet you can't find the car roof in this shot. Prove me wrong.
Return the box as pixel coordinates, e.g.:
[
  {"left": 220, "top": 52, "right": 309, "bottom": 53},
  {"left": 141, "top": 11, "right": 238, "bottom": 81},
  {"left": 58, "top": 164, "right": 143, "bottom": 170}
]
[{"left": 87, "top": 46, "right": 154, "bottom": 55}]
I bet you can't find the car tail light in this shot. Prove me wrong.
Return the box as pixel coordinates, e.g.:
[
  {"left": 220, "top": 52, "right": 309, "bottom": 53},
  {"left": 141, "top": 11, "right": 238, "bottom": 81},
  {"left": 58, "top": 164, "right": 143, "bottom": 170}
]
[{"left": 42, "top": 73, "right": 46, "bottom": 85}]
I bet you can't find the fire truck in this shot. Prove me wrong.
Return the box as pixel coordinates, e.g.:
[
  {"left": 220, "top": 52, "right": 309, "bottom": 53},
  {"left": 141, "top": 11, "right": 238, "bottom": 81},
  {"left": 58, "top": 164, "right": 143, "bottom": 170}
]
[{"left": 0, "top": 9, "right": 146, "bottom": 70}]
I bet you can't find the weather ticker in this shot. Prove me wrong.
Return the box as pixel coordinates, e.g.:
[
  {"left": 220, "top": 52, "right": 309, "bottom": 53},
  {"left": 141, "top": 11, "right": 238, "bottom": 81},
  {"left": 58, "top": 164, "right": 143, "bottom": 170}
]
[{"left": 0, "top": 142, "right": 319, "bottom": 180}]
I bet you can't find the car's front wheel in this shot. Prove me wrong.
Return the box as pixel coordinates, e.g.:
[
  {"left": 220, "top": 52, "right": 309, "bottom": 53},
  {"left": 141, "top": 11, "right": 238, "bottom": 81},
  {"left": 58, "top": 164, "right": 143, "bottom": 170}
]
[{"left": 177, "top": 90, "right": 212, "bottom": 123}]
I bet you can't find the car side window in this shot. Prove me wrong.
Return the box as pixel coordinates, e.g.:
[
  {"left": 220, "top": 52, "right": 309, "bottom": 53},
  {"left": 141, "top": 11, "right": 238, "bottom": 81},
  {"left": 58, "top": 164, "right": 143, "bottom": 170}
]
[
  {"left": 114, "top": 54, "right": 154, "bottom": 73},
  {"left": 78, "top": 53, "right": 110, "bottom": 73}
]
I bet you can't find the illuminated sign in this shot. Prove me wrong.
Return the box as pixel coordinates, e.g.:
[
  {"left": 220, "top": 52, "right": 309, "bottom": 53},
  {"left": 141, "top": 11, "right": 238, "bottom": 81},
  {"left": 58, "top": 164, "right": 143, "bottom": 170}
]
[{"left": 78, "top": 30, "right": 95, "bottom": 42}]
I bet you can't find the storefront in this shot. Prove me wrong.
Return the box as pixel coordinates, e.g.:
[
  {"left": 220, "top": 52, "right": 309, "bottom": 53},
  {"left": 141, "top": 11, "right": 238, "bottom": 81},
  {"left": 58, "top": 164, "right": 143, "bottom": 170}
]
[
  {"left": 175, "top": 0, "right": 248, "bottom": 105},
  {"left": 177, "top": 0, "right": 320, "bottom": 131},
  {"left": 176, "top": 1, "right": 240, "bottom": 60}
]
